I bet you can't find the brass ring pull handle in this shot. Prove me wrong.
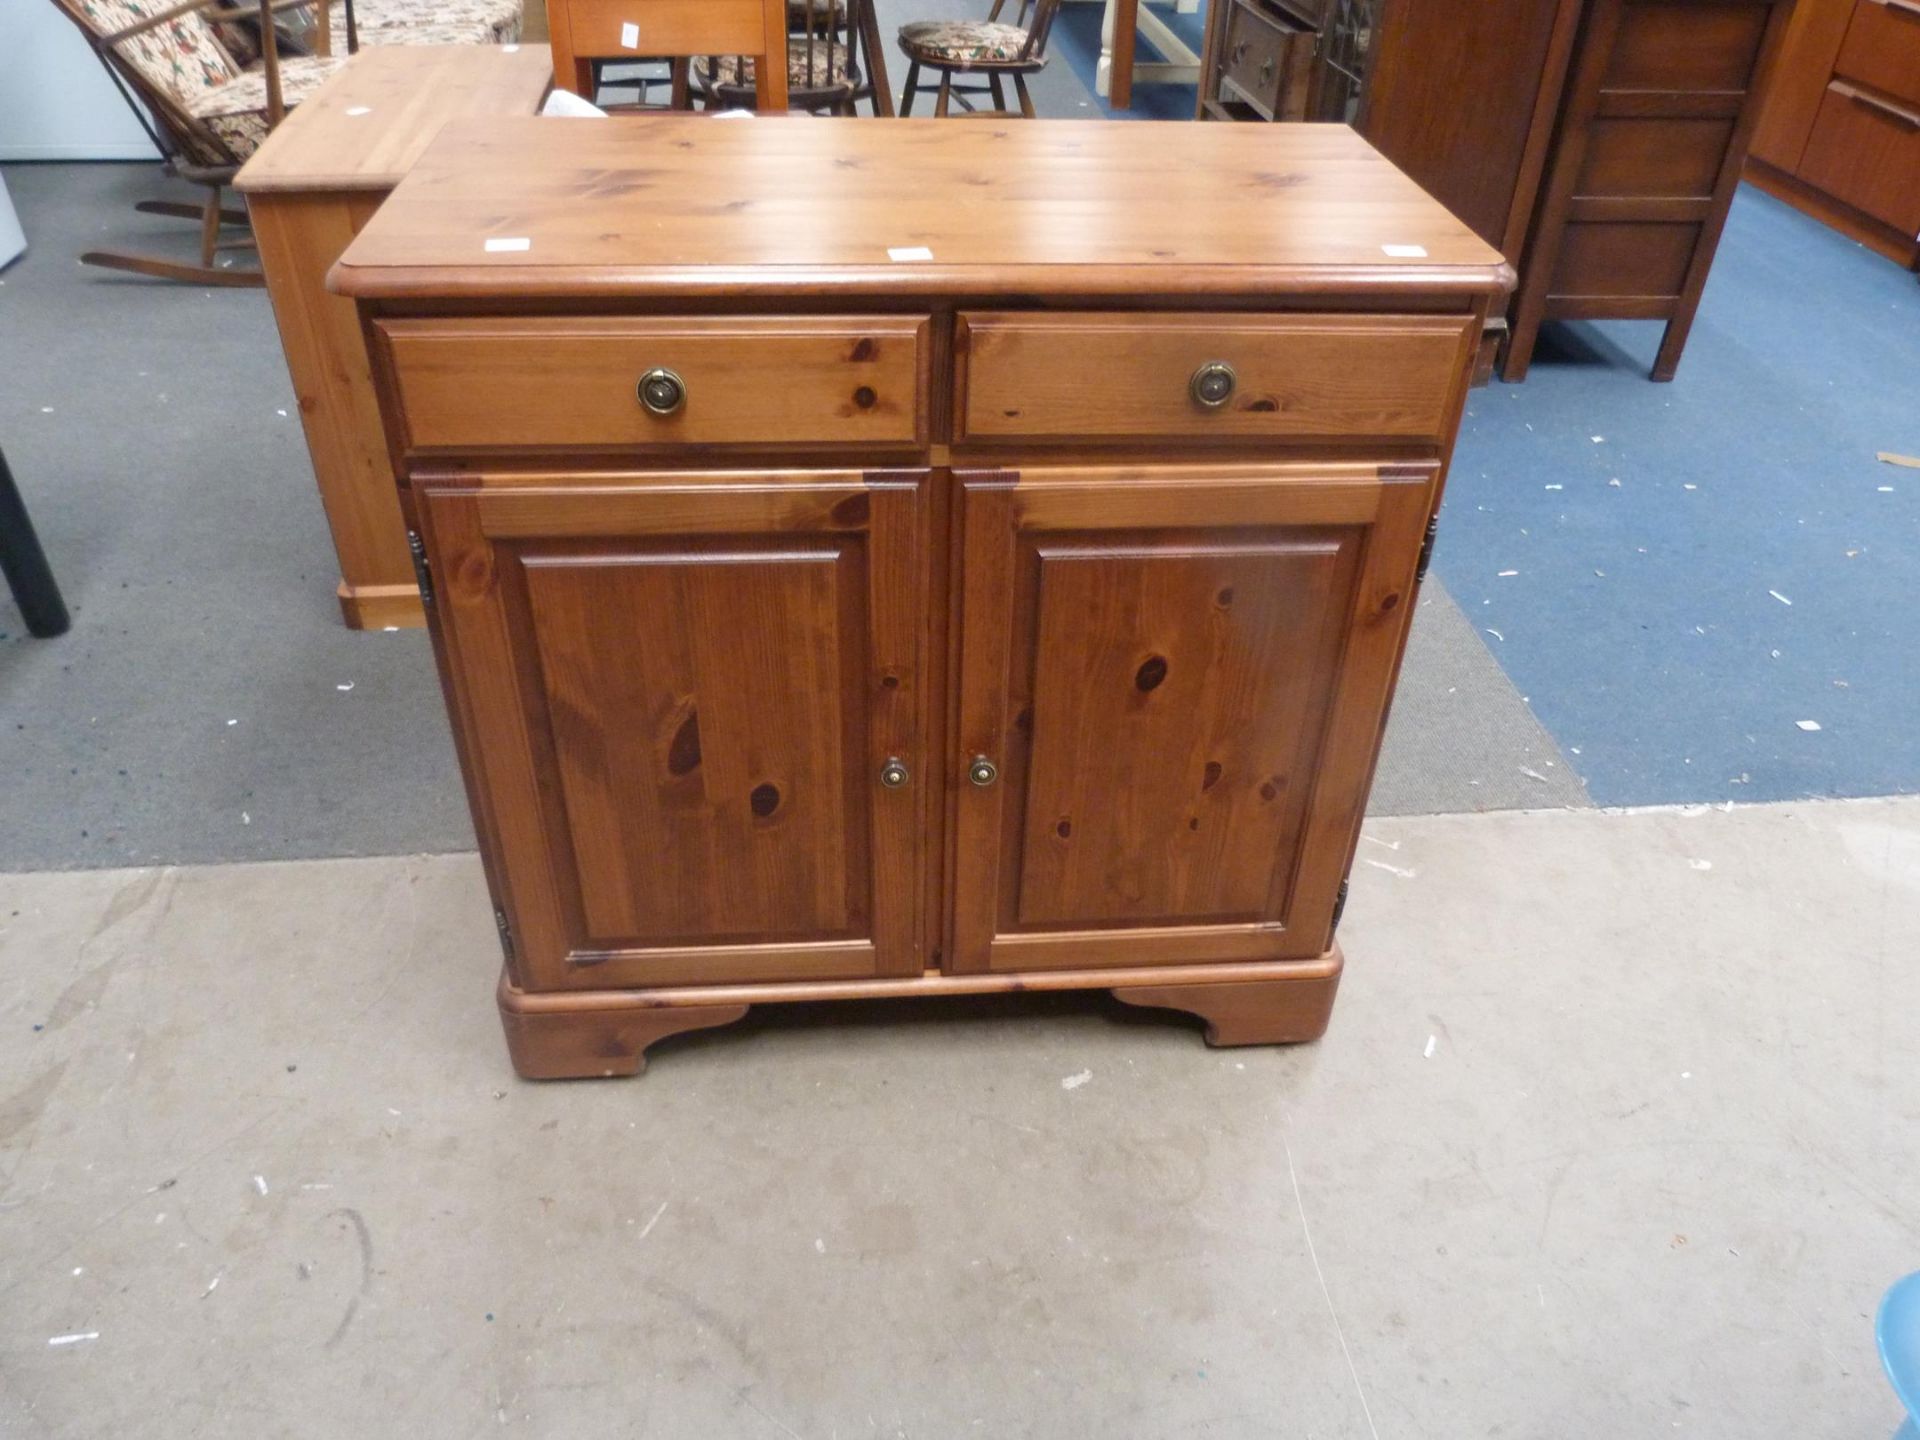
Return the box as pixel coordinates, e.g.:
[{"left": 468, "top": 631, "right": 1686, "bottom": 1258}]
[
  {"left": 880, "top": 757, "right": 910, "bottom": 789},
  {"left": 1189, "top": 361, "right": 1237, "bottom": 409},
  {"left": 637, "top": 367, "right": 686, "bottom": 416},
  {"left": 968, "top": 755, "right": 998, "bottom": 787}
]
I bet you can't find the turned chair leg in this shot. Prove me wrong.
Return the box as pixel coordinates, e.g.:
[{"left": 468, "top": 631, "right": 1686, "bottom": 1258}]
[
  {"left": 989, "top": 72, "right": 1007, "bottom": 111},
  {"left": 0, "top": 447, "right": 71, "bottom": 639},
  {"left": 935, "top": 69, "right": 954, "bottom": 115},
  {"left": 198, "top": 184, "right": 224, "bottom": 269},
  {"left": 900, "top": 59, "right": 919, "bottom": 114},
  {"left": 1013, "top": 72, "right": 1036, "bottom": 117}
]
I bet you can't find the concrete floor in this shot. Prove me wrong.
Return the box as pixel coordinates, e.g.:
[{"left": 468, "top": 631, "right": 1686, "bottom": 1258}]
[{"left": 3, "top": 798, "right": 1915, "bottom": 1437}]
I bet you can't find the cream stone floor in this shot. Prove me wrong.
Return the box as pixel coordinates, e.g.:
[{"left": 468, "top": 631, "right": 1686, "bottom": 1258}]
[{"left": 2, "top": 798, "right": 1917, "bottom": 1438}]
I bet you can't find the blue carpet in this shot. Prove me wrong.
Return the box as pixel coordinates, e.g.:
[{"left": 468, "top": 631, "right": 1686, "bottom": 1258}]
[
  {"left": 1052, "top": 0, "right": 1200, "bottom": 118},
  {"left": 1438, "top": 185, "right": 1920, "bottom": 808}
]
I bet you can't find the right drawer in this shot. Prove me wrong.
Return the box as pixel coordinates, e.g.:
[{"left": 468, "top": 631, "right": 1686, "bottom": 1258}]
[
  {"left": 1796, "top": 81, "right": 1920, "bottom": 235},
  {"left": 1835, "top": 0, "right": 1920, "bottom": 108},
  {"left": 954, "top": 312, "right": 1474, "bottom": 444}
]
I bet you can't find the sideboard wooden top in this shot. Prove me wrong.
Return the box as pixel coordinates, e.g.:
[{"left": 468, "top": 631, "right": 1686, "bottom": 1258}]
[
  {"left": 329, "top": 116, "right": 1512, "bottom": 300},
  {"left": 236, "top": 46, "right": 553, "bottom": 195}
]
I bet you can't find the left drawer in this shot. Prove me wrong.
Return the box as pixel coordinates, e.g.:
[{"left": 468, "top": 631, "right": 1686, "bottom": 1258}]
[{"left": 376, "top": 315, "right": 931, "bottom": 451}]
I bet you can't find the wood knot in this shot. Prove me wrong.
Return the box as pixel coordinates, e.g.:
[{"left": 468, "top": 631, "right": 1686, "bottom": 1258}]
[{"left": 666, "top": 710, "right": 702, "bottom": 776}]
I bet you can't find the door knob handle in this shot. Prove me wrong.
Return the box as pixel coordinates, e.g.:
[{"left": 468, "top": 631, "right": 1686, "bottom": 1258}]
[
  {"left": 880, "top": 757, "right": 910, "bottom": 789},
  {"left": 968, "top": 755, "right": 998, "bottom": 787},
  {"left": 637, "top": 367, "right": 686, "bottom": 416},
  {"left": 1190, "top": 360, "right": 1236, "bottom": 408}
]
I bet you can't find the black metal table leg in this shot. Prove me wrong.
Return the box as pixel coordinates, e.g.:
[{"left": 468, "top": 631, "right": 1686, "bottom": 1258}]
[{"left": 0, "top": 446, "right": 70, "bottom": 638}]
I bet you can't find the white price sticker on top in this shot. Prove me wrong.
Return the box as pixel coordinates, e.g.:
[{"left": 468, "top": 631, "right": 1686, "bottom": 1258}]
[
  {"left": 1381, "top": 244, "right": 1429, "bottom": 258},
  {"left": 887, "top": 246, "right": 934, "bottom": 262},
  {"left": 620, "top": 20, "right": 639, "bottom": 46}
]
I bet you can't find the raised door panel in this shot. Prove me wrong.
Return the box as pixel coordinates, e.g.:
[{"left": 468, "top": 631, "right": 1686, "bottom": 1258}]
[
  {"left": 950, "top": 462, "right": 1438, "bottom": 975},
  {"left": 418, "top": 470, "right": 925, "bottom": 990}
]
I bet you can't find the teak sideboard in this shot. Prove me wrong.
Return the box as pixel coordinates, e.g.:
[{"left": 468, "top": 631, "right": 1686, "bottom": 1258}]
[
  {"left": 1747, "top": 0, "right": 1920, "bottom": 270},
  {"left": 331, "top": 116, "right": 1509, "bottom": 1079}
]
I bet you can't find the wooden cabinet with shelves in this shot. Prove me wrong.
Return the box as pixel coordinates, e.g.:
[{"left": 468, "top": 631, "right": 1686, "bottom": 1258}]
[{"left": 335, "top": 116, "right": 1506, "bottom": 1078}]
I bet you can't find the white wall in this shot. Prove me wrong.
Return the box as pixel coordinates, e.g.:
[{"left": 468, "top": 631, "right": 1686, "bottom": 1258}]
[{"left": 0, "top": 0, "right": 160, "bottom": 160}]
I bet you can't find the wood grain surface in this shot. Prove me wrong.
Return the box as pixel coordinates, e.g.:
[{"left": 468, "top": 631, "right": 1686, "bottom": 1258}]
[
  {"left": 955, "top": 311, "right": 1471, "bottom": 442},
  {"left": 329, "top": 116, "right": 1512, "bottom": 300},
  {"left": 948, "top": 459, "right": 1437, "bottom": 975},
  {"left": 381, "top": 315, "right": 929, "bottom": 451},
  {"left": 418, "top": 469, "right": 925, "bottom": 991},
  {"left": 235, "top": 46, "right": 553, "bottom": 194}
]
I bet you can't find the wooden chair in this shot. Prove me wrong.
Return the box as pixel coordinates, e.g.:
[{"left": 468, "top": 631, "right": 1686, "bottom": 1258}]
[
  {"left": 896, "top": 0, "right": 1059, "bottom": 117},
  {"left": 691, "top": 0, "right": 861, "bottom": 114},
  {"left": 47, "top": 0, "right": 352, "bottom": 286}
]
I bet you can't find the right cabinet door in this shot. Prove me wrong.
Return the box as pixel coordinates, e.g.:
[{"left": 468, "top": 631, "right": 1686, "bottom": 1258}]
[{"left": 950, "top": 461, "right": 1437, "bottom": 974}]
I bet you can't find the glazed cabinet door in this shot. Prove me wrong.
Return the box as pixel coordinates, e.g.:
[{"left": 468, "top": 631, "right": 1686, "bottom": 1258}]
[
  {"left": 950, "top": 462, "right": 1436, "bottom": 974},
  {"left": 417, "top": 470, "right": 926, "bottom": 990}
]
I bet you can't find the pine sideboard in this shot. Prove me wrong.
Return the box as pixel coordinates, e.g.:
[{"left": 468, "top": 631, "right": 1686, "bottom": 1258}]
[{"left": 331, "top": 116, "right": 1509, "bottom": 1079}]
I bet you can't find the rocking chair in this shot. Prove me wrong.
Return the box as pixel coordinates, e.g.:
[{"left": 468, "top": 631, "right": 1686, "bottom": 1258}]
[{"left": 46, "top": 0, "right": 358, "bottom": 286}]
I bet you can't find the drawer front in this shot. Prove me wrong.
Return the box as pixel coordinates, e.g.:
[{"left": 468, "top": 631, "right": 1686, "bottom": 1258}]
[
  {"left": 380, "top": 315, "right": 929, "bottom": 451},
  {"left": 1796, "top": 81, "right": 1920, "bottom": 234},
  {"left": 955, "top": 313, "right": 1475, "bottom": 444},
  {"left": 1836, "top": 0, "right": 1920, "bottom": 108},
  {"left": 1219, "top": 0, "right": 1312, "bottom": 120}
]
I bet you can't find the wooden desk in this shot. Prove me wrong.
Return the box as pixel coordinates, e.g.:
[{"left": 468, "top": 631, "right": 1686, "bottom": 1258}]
[
  {"left": 333, "top": 116, "right": 1506, "bottom": 1078},
  {"left": 546, "top": 0, "right": 790, "bottom": 109},
  {"left": 237, "top": 46, "right": 552, "bottom": 629}
]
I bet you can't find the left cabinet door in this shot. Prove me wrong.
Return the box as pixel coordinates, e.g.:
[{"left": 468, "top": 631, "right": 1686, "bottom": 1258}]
[{"left": 417, "top": 470, "right": 927, "bottom": 991}]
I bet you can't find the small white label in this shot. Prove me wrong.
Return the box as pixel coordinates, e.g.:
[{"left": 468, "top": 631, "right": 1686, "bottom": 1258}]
[
  {"left": 1381, "top": 244, "right": 1429, "bottom": 258},
  {"left": 887, "top": 246, "right": 934, "bottom": 262},
  {"left": 502, "top": 43, "right": 520, "bottom": 51},
  {"left": 484, "top": 237, "right": 532, "bottom": 253},
  {"left": 344, "top": 105, "right": 372, "bottom": 116},
  {"left": 620, "top": 20, "right": 640, "bottom": 46}
]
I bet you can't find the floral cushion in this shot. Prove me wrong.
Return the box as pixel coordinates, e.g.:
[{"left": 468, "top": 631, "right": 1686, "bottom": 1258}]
[
  {"left": 695, "top": 40, "right": 853, "bottom": 90},
  {"left": 329, "top": 0, "right": 523, "bottom": 41},
  {"left": 183, "top": 53, "right": 347, "bottom": 157},
  {"left": 897, "top": 19, "right": 1034, "bottom": 66},
  {"left": 77, "top": 0, "right": 239, "bottom": 102}
]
